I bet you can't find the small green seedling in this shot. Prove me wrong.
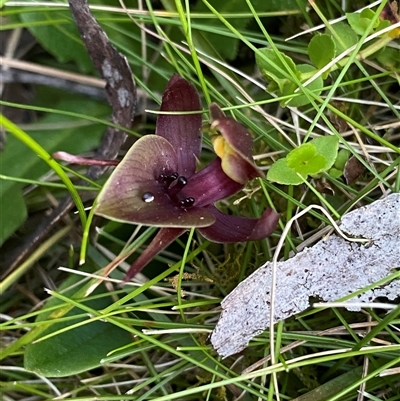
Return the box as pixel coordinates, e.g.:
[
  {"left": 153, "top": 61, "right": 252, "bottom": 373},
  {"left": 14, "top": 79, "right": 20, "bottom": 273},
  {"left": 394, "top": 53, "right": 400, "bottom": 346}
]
[
  {"left": 255, "top": 5, "right": 399, "bottom": 107},
  {"left": 267, "top": 136, "right": 339, "bottom": 185}
]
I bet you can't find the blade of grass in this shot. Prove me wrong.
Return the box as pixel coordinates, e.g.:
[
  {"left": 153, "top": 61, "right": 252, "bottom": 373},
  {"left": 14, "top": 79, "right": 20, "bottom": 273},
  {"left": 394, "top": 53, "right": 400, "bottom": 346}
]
[{"left": 0, "top": 114, "right": 87, "bottom": 228}]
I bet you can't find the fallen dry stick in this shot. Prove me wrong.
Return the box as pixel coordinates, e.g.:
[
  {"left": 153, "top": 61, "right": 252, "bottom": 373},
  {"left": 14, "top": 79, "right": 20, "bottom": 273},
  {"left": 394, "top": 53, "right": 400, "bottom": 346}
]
[{"left": 211, "top": 193, "right": 400, "bottom": 357}]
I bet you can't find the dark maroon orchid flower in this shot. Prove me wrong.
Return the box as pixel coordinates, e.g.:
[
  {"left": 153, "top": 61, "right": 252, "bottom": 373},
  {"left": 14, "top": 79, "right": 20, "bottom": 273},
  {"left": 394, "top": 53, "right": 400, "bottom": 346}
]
[{"left": 95, "top": 74, "right": 279, "bottom": 281}]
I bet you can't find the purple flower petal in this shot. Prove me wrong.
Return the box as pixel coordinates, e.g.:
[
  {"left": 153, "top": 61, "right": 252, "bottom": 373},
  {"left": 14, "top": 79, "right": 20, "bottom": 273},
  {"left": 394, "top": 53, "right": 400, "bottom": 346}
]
[
  {"left": 209, "top": 102, "right": 226, "bottom": 121},
  {"left": 179, "top": 158, "right": 243, "bottom": 207},
  {"left": 211, "top": 117, "right": 264, "bottom": 184},
  {"left": 95, "top": 135, "right": 215, "bottom": 227},
  {"left": 123, "top": 227, "right": 186, "bottom": 282},
  {"left": 156, "top": 74, "right": 202, "bottom": 177},
  {"left": 198, "top": 206, "right": 279, "bottom": 243}
]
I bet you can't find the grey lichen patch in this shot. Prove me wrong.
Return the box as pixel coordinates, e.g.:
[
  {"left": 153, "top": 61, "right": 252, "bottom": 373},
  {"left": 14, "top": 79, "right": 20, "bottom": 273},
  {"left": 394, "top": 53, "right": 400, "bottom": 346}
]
[
  {"left": 102, "top": 59, "right": 123, "bottom": 89},
  {"left": 118, "top": 88, "right": 130, "bottom": 108},
  {"left": 210, "top": 193, "right": 400, "bottom": 357},
  {"left": 113, "top": 68, "right": 122, "bottom": 83},
  {"left": 102, "top": 59, "right": 112, "bottom": 80}
]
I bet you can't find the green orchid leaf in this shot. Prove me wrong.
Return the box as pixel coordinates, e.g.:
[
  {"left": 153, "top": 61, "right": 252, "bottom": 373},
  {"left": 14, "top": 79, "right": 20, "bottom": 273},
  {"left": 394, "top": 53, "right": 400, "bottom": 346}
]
[
  {"left": 286, "top": 64, "right": 324, "bottom": 107},
  {"left": 19, "top": 10, "right": 93, "bottom": 73},
  {"left": 308, "top": 34, "right": 335, "bottom": 76},
  {"left": 193, "top": 0, "right": 264, "bottom": 61},
  {"left": 24, "top": 271, "right": 133, "bottom": 377},
  {"left": 267, "top": 158, "right": 305, "bottom": 185}
]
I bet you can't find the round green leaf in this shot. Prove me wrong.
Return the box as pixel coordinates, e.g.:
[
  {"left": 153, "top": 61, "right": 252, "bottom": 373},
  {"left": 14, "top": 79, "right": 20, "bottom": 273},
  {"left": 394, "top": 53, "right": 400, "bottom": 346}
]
[
  {"left": 267, "top": 158, "right": 305, "bottom": 185},
  {"left": 328, "top": 22, "right": 358, "bottom": 54},
  {"left": 287, "top": 143, "right": 326, "bottom": 176},
  {"left": 308, "top": 34, "right": 335, "bottom": 73},
  {"left": 311, "top": 135, "right": 340, "bottom": 171},
  {"left": 268, "top": 136, "right": 340, "bottom": 185},
  {"left": 255, "top": 48, "right": 300, "bottom": 93},
  {"left": 347, "top": 9, "right": 379, "bottom": 36},
  {"left": 287, "top": 143, "right": 316, "bottom": 168}
]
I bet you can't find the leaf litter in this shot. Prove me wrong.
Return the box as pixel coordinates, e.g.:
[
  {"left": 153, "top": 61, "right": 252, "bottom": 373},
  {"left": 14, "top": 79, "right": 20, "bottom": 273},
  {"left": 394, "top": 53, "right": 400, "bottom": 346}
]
[{"left": 211, "top": 193, "right": 400, "bottom": 357}]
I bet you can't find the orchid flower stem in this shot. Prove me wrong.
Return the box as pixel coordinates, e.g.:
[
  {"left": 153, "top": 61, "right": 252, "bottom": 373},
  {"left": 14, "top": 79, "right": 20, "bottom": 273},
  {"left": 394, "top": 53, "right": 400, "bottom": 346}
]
[
  {"left": 0, "top": 114, "right": 87, "bottom": 228},
  {"left": 177, "top": 227, "right": 196, "bottom": 322}
]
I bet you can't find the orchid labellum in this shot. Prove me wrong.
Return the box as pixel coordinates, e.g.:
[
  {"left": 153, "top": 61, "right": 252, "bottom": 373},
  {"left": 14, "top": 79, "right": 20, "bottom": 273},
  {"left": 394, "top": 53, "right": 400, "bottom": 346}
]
[{"left": 95, "top": 74, "right": 279, "bottom": 281}]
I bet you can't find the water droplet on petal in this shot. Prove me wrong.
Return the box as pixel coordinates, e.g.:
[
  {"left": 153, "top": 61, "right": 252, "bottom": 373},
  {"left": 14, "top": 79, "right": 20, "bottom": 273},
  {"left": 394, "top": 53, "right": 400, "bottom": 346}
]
[
  {"left": 177, "top": 176, "right": 188, "bottom": 186},
  {"left": 142, "top": 192, "right": 155, "bottom": 203},
  {"left": 179, "top": 197, "right": 195, "bottom": 208}
]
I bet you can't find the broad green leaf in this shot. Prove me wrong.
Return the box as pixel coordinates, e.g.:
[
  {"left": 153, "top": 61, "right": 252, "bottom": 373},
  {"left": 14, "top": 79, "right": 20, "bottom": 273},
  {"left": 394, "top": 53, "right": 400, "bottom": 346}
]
[
  {"left": 328, "top": 22, "right": 358, "bottom": 54},
  {"left": 267, "top": 158, "right": 304, "bottom": 185},
  {"left": 286, "top": 64, "right": 324, "bottom": 107},
  {"left": 308, "top": 34, "right": 335, "bottom": 75},
  {"left": 0, "top": 99, "right": 108, "bottom": 245},
  {"left": 24, "top": 271, "right": 133, "bottom": 377},
  {"left": 256, "top": 48, "right": 300, "bottom": 93},
  {"left": 19, "top": 9, "right": 93, "bottom": 73}
]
